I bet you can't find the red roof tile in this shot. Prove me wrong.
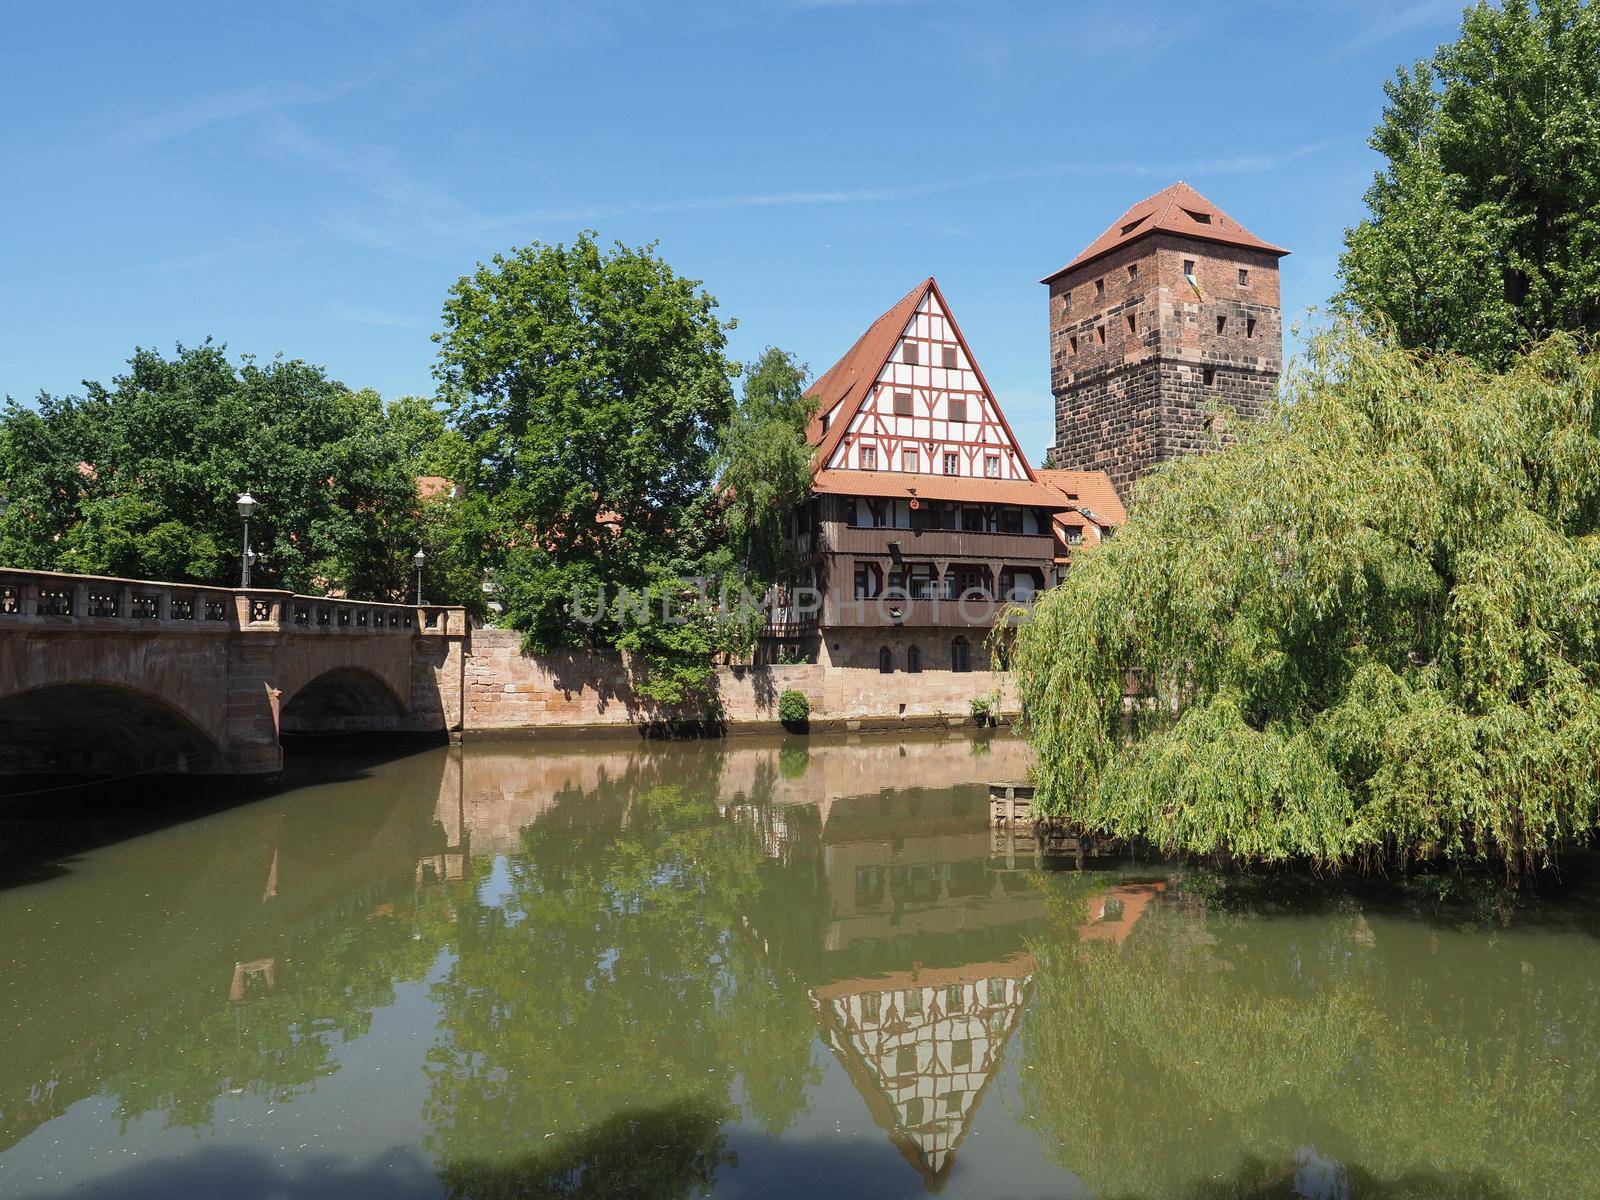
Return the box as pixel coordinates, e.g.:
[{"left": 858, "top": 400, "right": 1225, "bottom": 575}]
[
  {"left": 804, "top": 278, "right": 932, "bottom": 466},
  {"left": 1034, "top": 468, "right": 1126, "bottom": 527},
  {"left": 812, "top": 469, "right": 1064, "bottom": 508},
  {"left": 1041, "top": 181, "right": 1288, "bottom": 282}
]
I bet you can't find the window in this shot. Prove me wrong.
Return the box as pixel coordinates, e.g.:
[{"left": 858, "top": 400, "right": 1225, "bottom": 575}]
[
  {"left": 904, "top": 989, "right": 923, "bottom": 1016},
  {"left": 984, "top": 454, "right": 1000, "bottom": 478},
  {"left": 945, "top": 1090, "right": 965, "bottom": 1114},
  {"left": 943, "top": 452, "right": 959, "bottom": 475},
  {"left": 854, "top": 562, "right": 881, "bottom": 598},
  {"left": 1183, "top": 259, "right": 1197, "bottom": 285},
  {"left": 941, "top": 345, "right": 957, "bottom": 369},
  {"left": 1068, "top": 334, "right": 1078, "bottom": 355},
  {"left": 861, "top": 991, "right": 881, "bottom": 1022},
  {"left": 962, "top": 506, "right": 986, "bottom": 532},
  {"left": 902, "top": 449, "right": 919, "bottom": 473},
  {"left": 1126, "top": 313, "right": 1137, "bottom": 334},
  {"left": 902, "top": 341, "right": 918, "bottom": 364},
  {"left": 1095, "top": 325, "right": 1106, "bottom": 345},
  {"left": 1183, "top": 208, "right": 1212, "bottom": 225},
  {"left": 1095, "top": 277, "right": 1105, "bottom": 297},
  {"left": 906, "top": 644, "right": 921, "bottom": 673},
  {"left": 946, "top": 984, "right": 964, "bottom": 1013},
  {"left": 1064, "top": 523, "right": 1084, "bottom": 546},
  {"left": 999, "top": 507, "right": 1023, "bottom": 534},
  {"left": 1203, "top": 367, "right": 1216, "bottom": 386},
  {"left": 1216, "top": 315, "right": 1227, "bottom": 335},
  {"left": 878, "top": 645, "right": 893, "bottom": 674},
  {"left": 1239, "top": 267, "right": 1249, "bottom": 286},
  {"left": 948, "top": 398, "right": 967, "bottom": 423},
  {"left": 1062, "top": 291, "right": 1072, "bottom": 312},
  {"left": 860, "top": 445, "right": 877, "bottom": 470},
  {"left": 843, "top": 498, "right": 857, "bottom": 526},
  {"left": 952, "top": 1038, "right": 972, "bottom": 1067},
  {"left": 905, "top": 1098, "right": 926, "bottom": 1127},
  {"left": 893, "top": 390, "right": 913, "bottom": 416},
  {"left": 896, "top": 1046, "right": 916, "bottom": 1075},
  {"left": 1247, "top": 317, "right": 1257, "bottom": 338},
  {"left": 951, "top": 636, "right": 971, "bottom": 673},
  {"left": 1128, "top": 262, "right": 1139, "bottom": 279}
]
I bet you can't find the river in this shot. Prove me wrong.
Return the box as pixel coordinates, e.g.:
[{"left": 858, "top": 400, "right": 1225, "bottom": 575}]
[{"left": 1, "top": 732, "right": 1596, "bottom": 1199}]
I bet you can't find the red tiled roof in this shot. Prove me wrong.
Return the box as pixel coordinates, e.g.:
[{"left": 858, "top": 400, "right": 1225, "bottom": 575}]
[
  {"left": 1034, "top": 468, "right": 1126, "bottom": 526},
  {"left": 805, "top": 278, "right": 932, "bottom": 465},
  {"left": 812, "top": 469, "right": 1064, "bottom": 508},
  {"left": 1041, "top": 181, "right": 1288, "bottom": 282}
]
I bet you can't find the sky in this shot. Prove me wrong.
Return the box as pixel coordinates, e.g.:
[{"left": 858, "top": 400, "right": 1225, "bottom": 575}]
[{"left": 0, "top": 0, "right": 1470, "bottom": 458}]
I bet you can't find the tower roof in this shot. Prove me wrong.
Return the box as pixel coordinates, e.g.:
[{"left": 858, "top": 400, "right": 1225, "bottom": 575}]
[{"left": 1041, "top": 181, "right": 1288, "bottom": 282}]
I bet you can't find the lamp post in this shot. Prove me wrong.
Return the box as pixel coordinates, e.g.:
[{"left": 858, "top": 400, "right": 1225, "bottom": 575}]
[
  {"left": 237, "top": 493, "right": 257, "bottom": 588},
  {"left": 413, "top": 549, "right": 426, "bottom": 607}
]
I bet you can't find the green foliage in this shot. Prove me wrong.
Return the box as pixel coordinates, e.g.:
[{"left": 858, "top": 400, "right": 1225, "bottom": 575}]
[
  {"left": 1338, "top": 0, "right": 1600, "bottom": 365},
  {"left": 1010, "top": 326, "right": 1600, "bottom": 872},
  {"left": 715, "top": 347, "right": 816, "bottom": 585},
  {"left": 0, "top": 343, "right": 472, "bottom": 603},
  {"left": 969, "top": 695, "right": 993, "bottom": 723},
  {"left": 434, "top": 235, "right": 813, "bottom": 700},
  {"left": 777, "top": 688, "right": 810, "bottom": 727}
]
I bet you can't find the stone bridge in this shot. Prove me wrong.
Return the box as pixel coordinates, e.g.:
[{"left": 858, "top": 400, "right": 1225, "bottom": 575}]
[{"left": 0, "top": 568, "right": 468, "bottom": 777}]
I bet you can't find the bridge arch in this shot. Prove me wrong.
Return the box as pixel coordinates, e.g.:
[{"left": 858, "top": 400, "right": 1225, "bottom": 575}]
[
  {"left": 0, "top": 681, "right": 224, "bottom": 776},
  {"left": 280, "top": 666, "right": 409, "bottom": 735}
]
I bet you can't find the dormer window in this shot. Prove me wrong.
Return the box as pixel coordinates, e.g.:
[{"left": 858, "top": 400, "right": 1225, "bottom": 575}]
[{"left": 1183, "top": 208, "right": 1212, "bottom": 225}]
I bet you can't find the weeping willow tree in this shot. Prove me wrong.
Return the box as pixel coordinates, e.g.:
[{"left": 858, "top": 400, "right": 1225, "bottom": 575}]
[{"left": 1009, "top": 327, "right": 1600, "bottom": 873}]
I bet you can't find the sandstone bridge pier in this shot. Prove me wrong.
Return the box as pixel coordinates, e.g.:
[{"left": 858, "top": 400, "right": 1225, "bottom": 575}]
[{"left": 0, "top": 568, "right": 468, "bottom": 778}]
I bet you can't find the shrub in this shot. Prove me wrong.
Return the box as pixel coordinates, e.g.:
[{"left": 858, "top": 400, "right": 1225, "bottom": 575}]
[
  {"left": 778, "top": 689, "right": 810, "bottom": 729},
  {"left": 970, "top": 696, "right": 993, "bottom": 724}
]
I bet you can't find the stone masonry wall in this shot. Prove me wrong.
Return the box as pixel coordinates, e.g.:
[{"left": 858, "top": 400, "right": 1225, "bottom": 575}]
[
  {"left": 464, "top": 627, "right": 1008, "bottom": 732},
  {"left": 1048, "top": 233, "right": 1282, "bottom": 499}
]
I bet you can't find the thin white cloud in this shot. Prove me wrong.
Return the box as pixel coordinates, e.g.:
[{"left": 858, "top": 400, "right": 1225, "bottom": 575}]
[
  {"left": 331, "top": 307, "right": 422, "bottom": 329},
  {"left": 119, "top": 78, "right": 368, "bottom": 148},
  {"left": 1342, "top": 0, "right": 1461, "bottom": 53}
]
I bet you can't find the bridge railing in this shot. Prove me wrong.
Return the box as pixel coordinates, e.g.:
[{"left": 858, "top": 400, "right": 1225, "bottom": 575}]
[{"left": 0, "top": 568, "right": 467, "bottom": 637}]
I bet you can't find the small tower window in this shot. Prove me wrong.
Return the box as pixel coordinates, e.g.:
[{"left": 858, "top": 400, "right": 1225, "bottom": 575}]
[
  {"left": 1062, "top": 291, "right": 1072, "bottom": 312},
  {"left": 860, "top": 446, "right": 877, "bottom": 469},
  {"left": 1095, "top": 325, "right": 1106, "bottom": 345},
  {"left": 941, "top": 346, "right": 957, "bottom": 369},
  {"left": 1183, "top": 259, "right": 1197, "bottom": 285},
  {"left": 1095, "top": 278, "right": 1105, "bottom": 296},
  {"left": 1216, "top": 315, "right": 1227, "bottom": 335},
  {"left": 1203, "top": 367, "right": 1216, "bottom": 387},
  {"left": 903, "top": 342, "right": 918, "bottom": 364},
  {"left": 1128, "top": 262, "right": 1139, "bottom": 279},
  {"left": 1126, "top": 313, "right": 1137, "bottom": 335},
  {"left": 1247, "top": 317, "right": 1257, "bottom": 338},
  {"left": 1068, "top": 334, "right": 1079, "bottom": 355},
  {"left": 943, "top": 452, "right": 959, "bottom": 475},
  {"left": 1239, "top": 268, "right": 1250, "bottom": 286},
  {"left": 893, "top": 391, "right": 913, "bottom": 416}
]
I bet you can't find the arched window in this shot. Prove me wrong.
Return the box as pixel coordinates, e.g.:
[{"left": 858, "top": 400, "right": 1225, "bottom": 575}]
[
  {"left": 951, "top": 636, "right": 971, "bottom": 673},
  {"left": 906, "top": 644, "right": 921, "bottom": 674},
  {"left": 878, "top": 645, "right": 894, "bottom": 674}
]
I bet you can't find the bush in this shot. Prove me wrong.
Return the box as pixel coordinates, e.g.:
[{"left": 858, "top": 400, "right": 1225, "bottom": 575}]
[
  {"left": 777, "top": 689, "right": 810, "bottom": 728},
  {"left": 970, "top": 696, "right": 993, "bottom": 724}
]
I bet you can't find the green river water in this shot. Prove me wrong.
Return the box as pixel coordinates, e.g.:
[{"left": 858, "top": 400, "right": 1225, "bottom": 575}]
[{"left": 1, "top": 732, "right": 1597, "bottom": 1199}]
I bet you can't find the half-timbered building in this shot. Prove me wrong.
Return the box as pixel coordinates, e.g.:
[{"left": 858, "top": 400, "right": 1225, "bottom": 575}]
[{"left": 765, "top": 277, "right": 1117, "bottom": 671}]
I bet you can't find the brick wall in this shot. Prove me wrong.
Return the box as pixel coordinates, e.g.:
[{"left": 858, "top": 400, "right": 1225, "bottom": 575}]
[
  {"left": 463, "top": 627, "right": 1009, "bottom": 732},
  {"left": 1048, "top": 234, "right": 1281, "bottom": 498}
]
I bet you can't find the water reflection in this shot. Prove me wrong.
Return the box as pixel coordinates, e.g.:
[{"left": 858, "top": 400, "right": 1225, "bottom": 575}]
[{"left": 3, "top": 734, "right": 1599, "bottom": 1199}]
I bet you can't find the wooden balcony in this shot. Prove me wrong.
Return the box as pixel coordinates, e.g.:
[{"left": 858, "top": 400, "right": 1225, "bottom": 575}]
[
  {"left": 824, "top": 593, "right": 1028, "bottom": 629},
  {"left": 826, "top": 525, "right": 1054, "bottom": 562}
]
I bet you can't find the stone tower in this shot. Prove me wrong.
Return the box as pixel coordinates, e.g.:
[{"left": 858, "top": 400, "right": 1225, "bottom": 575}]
[{"left": 1043, "top": 182, "right": 1287, "bottom": 499}]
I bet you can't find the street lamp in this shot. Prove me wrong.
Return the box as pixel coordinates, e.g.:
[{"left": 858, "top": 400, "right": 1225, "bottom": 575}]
[
  {"left": 413, "top": 549, "right": 426, "bottom": 606},
  {"left": 236, "top": 493, "right": 257, "bottom": 588}
]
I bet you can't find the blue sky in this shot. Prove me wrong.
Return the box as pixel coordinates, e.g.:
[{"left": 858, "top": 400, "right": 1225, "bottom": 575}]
[{"left": 1, "top": 0, "right": 1469, "bottom": 457}]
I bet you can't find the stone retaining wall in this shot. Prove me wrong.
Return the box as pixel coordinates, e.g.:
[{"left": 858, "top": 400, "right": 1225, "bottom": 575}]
[{"left": 464, "top": 627, "right": 1010, "bottom": 733}]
